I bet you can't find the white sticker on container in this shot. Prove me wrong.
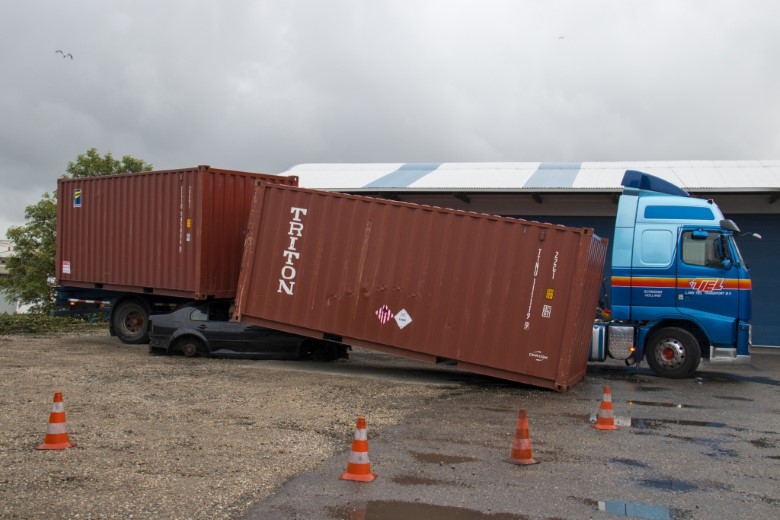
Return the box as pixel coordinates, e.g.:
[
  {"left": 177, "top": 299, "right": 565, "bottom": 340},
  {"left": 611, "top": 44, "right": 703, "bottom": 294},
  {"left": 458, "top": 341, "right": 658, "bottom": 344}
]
[
  {"left": 395, "top": 309, "right": 412, "bottom": 329},
  {"left": 62, "top": 261, "right": 71, "bottom": 274}
]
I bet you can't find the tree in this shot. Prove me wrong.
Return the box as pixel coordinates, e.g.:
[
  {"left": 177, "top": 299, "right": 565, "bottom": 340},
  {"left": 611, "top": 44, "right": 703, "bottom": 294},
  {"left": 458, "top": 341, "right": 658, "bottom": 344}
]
[
  {"left": 65, "top": 148, "right": 152, "bottom": 178},
  {"left": 0, "top": 148, "right": 152, "bottom": 313}
]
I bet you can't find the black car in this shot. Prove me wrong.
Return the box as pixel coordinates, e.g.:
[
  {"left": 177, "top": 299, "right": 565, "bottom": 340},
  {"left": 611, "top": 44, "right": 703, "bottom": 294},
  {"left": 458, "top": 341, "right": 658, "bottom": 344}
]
[{"left": 148, "top": 300, "right": 348, "bottom": 360}]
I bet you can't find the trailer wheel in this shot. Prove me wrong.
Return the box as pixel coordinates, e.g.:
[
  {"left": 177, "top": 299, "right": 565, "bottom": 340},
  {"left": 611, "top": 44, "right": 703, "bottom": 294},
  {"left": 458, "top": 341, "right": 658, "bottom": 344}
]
[
  {"left": 645, "top": 327, "right": 702, "bottom": 378},
  {"left": 176, "top": 337, "right": 207, "bottom": 357},
  {"left": 112, "top": 300, "right": 149, "bottom": 344}
]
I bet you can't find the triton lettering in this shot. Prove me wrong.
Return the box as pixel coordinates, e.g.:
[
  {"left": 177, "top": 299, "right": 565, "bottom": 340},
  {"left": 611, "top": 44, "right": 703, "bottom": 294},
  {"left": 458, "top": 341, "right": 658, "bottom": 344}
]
[{"left": 278, "top": 207, "right": 308, "bottom": 295}]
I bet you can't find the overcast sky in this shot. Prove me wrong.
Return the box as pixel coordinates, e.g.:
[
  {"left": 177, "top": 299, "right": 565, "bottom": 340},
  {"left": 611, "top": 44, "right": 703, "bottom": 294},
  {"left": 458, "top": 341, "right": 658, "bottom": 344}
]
[{"left": 1, "top": 1, "right": 779, "bottom": 238}]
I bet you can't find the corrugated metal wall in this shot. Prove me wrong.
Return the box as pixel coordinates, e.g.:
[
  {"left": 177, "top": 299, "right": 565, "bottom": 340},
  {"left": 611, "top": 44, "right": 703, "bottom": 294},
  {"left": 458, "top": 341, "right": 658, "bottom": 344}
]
[
  {"left": 236, "top": 184, "right": 608, "bottom": 390},
  {"left": 56, "top": 166, "right": 296, "bottom": 299},
  {"left": 727, "top": 215, "right": 779, "bottom": 346}
]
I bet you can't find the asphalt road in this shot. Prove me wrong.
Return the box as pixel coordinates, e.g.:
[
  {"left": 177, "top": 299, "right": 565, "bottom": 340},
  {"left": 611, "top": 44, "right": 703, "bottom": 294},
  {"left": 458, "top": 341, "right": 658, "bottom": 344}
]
[{"left": 244, "top": 348, "right": 780, "bottom": 520}]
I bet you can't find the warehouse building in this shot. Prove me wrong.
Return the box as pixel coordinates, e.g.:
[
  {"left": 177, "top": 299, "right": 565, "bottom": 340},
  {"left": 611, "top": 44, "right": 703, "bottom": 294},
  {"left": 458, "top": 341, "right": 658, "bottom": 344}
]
[{"left": 288, "top": 160, "right": 780, "bottom": 347}]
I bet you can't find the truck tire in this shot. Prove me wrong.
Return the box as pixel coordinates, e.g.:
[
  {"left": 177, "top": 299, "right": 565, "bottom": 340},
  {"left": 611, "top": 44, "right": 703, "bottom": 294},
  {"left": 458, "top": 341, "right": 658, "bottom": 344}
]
[
  {"left": 112, "top": 300, "right": 149, "bottom": 344},
  {"left": 645, "top": 327, "right": 702, "bottom": 378}
]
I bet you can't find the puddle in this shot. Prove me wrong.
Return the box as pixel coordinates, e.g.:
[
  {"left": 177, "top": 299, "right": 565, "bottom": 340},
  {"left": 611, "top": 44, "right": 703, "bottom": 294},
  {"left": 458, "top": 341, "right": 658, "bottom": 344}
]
[
  {"left": 713, "top": 395, "right": 754, "bottom": 402},
  {"left": 660, "top": 433, "right": 738, "bottom": 458},
  {"left": 391, "top": 475, "right": 463, "bottom": 487},
  {"left": 476, "top": 407, "right": 515, "bottom": 413},
  {"left": 409, "top": 451, "right": 479, "bottom": 464},
  {"left": 638, "top": 478, "right": 698, "bottom": 492},
  {"left": 704, "top": 447, "right": 739, "bottom": 458},
  {"left": 698, "top": 374, "right": 780, "bottom": 387},
  {"left": 568, "top": 496, "right": 599, "bottom": 507},
  {"left": 610, "top": 457, "right": 650, "bottom": 468},
  {"left": 631, "top": 418, "right": 727, "bottom": 429},
  {"left": 627, "top": 400, "right": 704, "bottom": 409},
  {"left": 571, "top": 497, "right": 687, "bottom": 519},
  {"left": 749, "top": 438, "right": 776, "bottom": 449},
  {"left": 698, "top": 479, "right": 733, "bottom": 491},
  {"left": 625, "top": 384, "right": 668, "bottom": 392},
  {"left": 599, "top": 499, "right": 677, "bottom": 519},
  {"left": 327, "top": 501, "right": 529, "bottom": 520},
  {"left": 562, "top": 412, "right": 590, "bottom": 421}
]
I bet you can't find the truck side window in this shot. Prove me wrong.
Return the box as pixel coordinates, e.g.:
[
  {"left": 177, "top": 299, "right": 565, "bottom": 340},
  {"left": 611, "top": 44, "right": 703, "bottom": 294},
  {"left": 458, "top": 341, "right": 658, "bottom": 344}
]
[
  {"left": 640, "top": 229, "right": 674, "bottom": 265},
  {"left": 681, "top": 231, "right": 728, "bottom": 267}
]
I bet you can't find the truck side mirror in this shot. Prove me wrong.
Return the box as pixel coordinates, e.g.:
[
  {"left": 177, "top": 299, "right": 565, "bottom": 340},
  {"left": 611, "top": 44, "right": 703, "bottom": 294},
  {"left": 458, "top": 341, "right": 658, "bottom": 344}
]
[
  {"left": 721, "top": 258, "right": 732, "bottom": 270},
  {"left": 719, "top": 219, "right": 741, "bottom": 233}
]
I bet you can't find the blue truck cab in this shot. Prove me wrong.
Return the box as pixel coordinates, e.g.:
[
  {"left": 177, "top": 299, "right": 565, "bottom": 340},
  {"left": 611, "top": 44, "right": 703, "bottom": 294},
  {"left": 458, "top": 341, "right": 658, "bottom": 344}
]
[{"left": 590, "top": 171, "right": 752, "bottom": 378}]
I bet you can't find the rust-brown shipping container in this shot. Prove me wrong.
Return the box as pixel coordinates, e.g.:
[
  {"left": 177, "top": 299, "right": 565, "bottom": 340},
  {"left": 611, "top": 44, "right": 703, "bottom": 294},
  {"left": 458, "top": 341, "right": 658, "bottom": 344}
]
[
  {"left": 234, "top": 184, "right": 608, "bottom": 391},
  {"left": 56, "top": 165, "right": 298, "bottom": 299}
]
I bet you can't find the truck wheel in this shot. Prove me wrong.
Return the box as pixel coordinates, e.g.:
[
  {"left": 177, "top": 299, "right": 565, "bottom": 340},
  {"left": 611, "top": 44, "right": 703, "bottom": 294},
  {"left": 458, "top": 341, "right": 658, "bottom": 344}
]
[
  {"left": 176, "top": 337, "right": 207, "bottom": 357},
  {"left": 645, "top": 327, "right": 702, "bottom": 378},
  {"left": 112, "top": 301, "right": 149, "bottom": 344}
]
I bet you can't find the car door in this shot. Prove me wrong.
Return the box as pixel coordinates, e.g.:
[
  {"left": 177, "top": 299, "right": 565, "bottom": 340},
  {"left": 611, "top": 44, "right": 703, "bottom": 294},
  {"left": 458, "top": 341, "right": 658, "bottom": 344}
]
[
  {"left": 235, "top": 324, "right": 303, "bottom": 357},
  {"left": 194, "top": 301, "right": 239, "bottom": 353},
  {"left": 201, "top": 301, "right": 302, "bottom": 357}
]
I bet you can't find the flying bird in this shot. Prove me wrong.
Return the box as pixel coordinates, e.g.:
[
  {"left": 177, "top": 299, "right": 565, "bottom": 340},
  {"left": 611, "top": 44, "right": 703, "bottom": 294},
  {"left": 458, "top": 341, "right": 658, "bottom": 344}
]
[{"left": 55, "top": 50, "right": 73, "bottom": 59}]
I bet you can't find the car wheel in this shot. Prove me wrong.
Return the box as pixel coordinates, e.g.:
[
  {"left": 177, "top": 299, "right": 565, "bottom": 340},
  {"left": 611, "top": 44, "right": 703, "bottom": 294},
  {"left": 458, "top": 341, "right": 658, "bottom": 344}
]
[
  {"left": 176, "top": 337, "right": 207, "bottom": 357},
  {"left": 645, "top": 327, "right": 702, "bottom": 378}
]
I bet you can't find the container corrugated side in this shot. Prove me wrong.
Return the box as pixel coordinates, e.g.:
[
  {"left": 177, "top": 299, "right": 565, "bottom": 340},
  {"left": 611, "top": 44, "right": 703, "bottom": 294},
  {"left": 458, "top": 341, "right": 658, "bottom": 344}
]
[
  {"left": 56, "top": 166, "right": 298, "bottom": 299},
  {"left": 235, "top": 184, "right": 608, "bottom": 390}
]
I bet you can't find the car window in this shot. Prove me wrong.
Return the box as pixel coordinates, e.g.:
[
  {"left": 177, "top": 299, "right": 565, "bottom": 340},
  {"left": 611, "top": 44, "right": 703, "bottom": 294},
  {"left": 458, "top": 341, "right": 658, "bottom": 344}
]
[{"left": 190, "top": 307, "right": 208, "bottom": 321}]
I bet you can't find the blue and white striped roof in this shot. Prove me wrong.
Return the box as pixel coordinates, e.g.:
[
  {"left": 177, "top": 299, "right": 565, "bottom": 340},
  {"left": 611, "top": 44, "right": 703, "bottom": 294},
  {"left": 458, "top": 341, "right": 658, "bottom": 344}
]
[{"left": 286, "top": 160, "right": 780, "bottom": 192}]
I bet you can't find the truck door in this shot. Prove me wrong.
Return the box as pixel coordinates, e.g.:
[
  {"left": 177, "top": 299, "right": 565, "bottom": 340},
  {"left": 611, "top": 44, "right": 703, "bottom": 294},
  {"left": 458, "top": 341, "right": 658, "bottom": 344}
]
[{"left": 676, "top": 229, "right": 740, "bottom": 343}]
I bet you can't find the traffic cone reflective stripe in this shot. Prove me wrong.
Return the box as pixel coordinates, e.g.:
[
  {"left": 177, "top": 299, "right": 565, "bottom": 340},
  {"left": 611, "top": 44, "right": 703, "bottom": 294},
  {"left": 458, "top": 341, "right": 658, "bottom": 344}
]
[
  {"left": 340, "top": 417, "right": 377, "bottom": 482},
  {"left": 508, "top": 409, "right": 538, "bottom": 465},
  {"left": 593, "top": 385, "right": 619, "bottom": 430},
  {"left": 37, "top": 392, "right": 76, "bottom": 450}
]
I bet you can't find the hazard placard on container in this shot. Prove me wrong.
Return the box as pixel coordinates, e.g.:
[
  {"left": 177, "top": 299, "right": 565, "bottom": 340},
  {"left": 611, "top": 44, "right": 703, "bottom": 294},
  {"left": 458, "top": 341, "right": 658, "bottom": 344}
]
[
  {"left": 375, "top": 305, "right": 394, "bottom": 324},
  {"left": 395, "top": 309, "right": 412, "bottom": 329}
]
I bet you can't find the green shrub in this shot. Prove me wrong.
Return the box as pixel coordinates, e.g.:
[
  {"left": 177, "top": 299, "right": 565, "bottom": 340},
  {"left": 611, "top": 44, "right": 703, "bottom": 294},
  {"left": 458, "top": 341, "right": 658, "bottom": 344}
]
[{"left": 0, "top": 313, "right": 108, "bottom": 335}]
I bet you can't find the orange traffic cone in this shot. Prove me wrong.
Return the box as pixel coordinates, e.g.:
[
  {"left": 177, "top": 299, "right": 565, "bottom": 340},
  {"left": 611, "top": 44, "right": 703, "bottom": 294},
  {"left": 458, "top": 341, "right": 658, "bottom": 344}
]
[
  {"left": 37, "top": 391, "right": 77, "bottom": 450},
  {"left": 508, "top": 409, "right": 538, "bottom": 465},
  {"left": 593, "top": 385, "right": 618, "bottom": 430},
  {"left": 339, "top": 417, "right": 377, "bottom": 482}
]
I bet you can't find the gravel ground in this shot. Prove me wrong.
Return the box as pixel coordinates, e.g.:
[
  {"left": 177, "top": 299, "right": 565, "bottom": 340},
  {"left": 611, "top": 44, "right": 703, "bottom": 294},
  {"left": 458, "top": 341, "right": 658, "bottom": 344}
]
[{"left": 0, "top": 330, "right": 448, "bottom": 519}]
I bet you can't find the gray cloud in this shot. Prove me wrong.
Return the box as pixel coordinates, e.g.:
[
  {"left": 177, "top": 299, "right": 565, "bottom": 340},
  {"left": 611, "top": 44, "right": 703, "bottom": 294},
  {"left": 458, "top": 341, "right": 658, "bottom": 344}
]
[{"left": 1, "top": 0, "right": 779, "bottom": 237}]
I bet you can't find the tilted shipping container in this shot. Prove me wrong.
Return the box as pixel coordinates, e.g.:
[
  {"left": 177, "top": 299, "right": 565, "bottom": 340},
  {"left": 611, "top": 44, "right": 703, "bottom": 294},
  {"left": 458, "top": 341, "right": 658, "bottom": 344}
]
[
  {"left": 56, "top": 166, "right": 298, "bottom": 299},
  {"left": 234, "top": 184, "right": 608, "bottom": 391}
]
